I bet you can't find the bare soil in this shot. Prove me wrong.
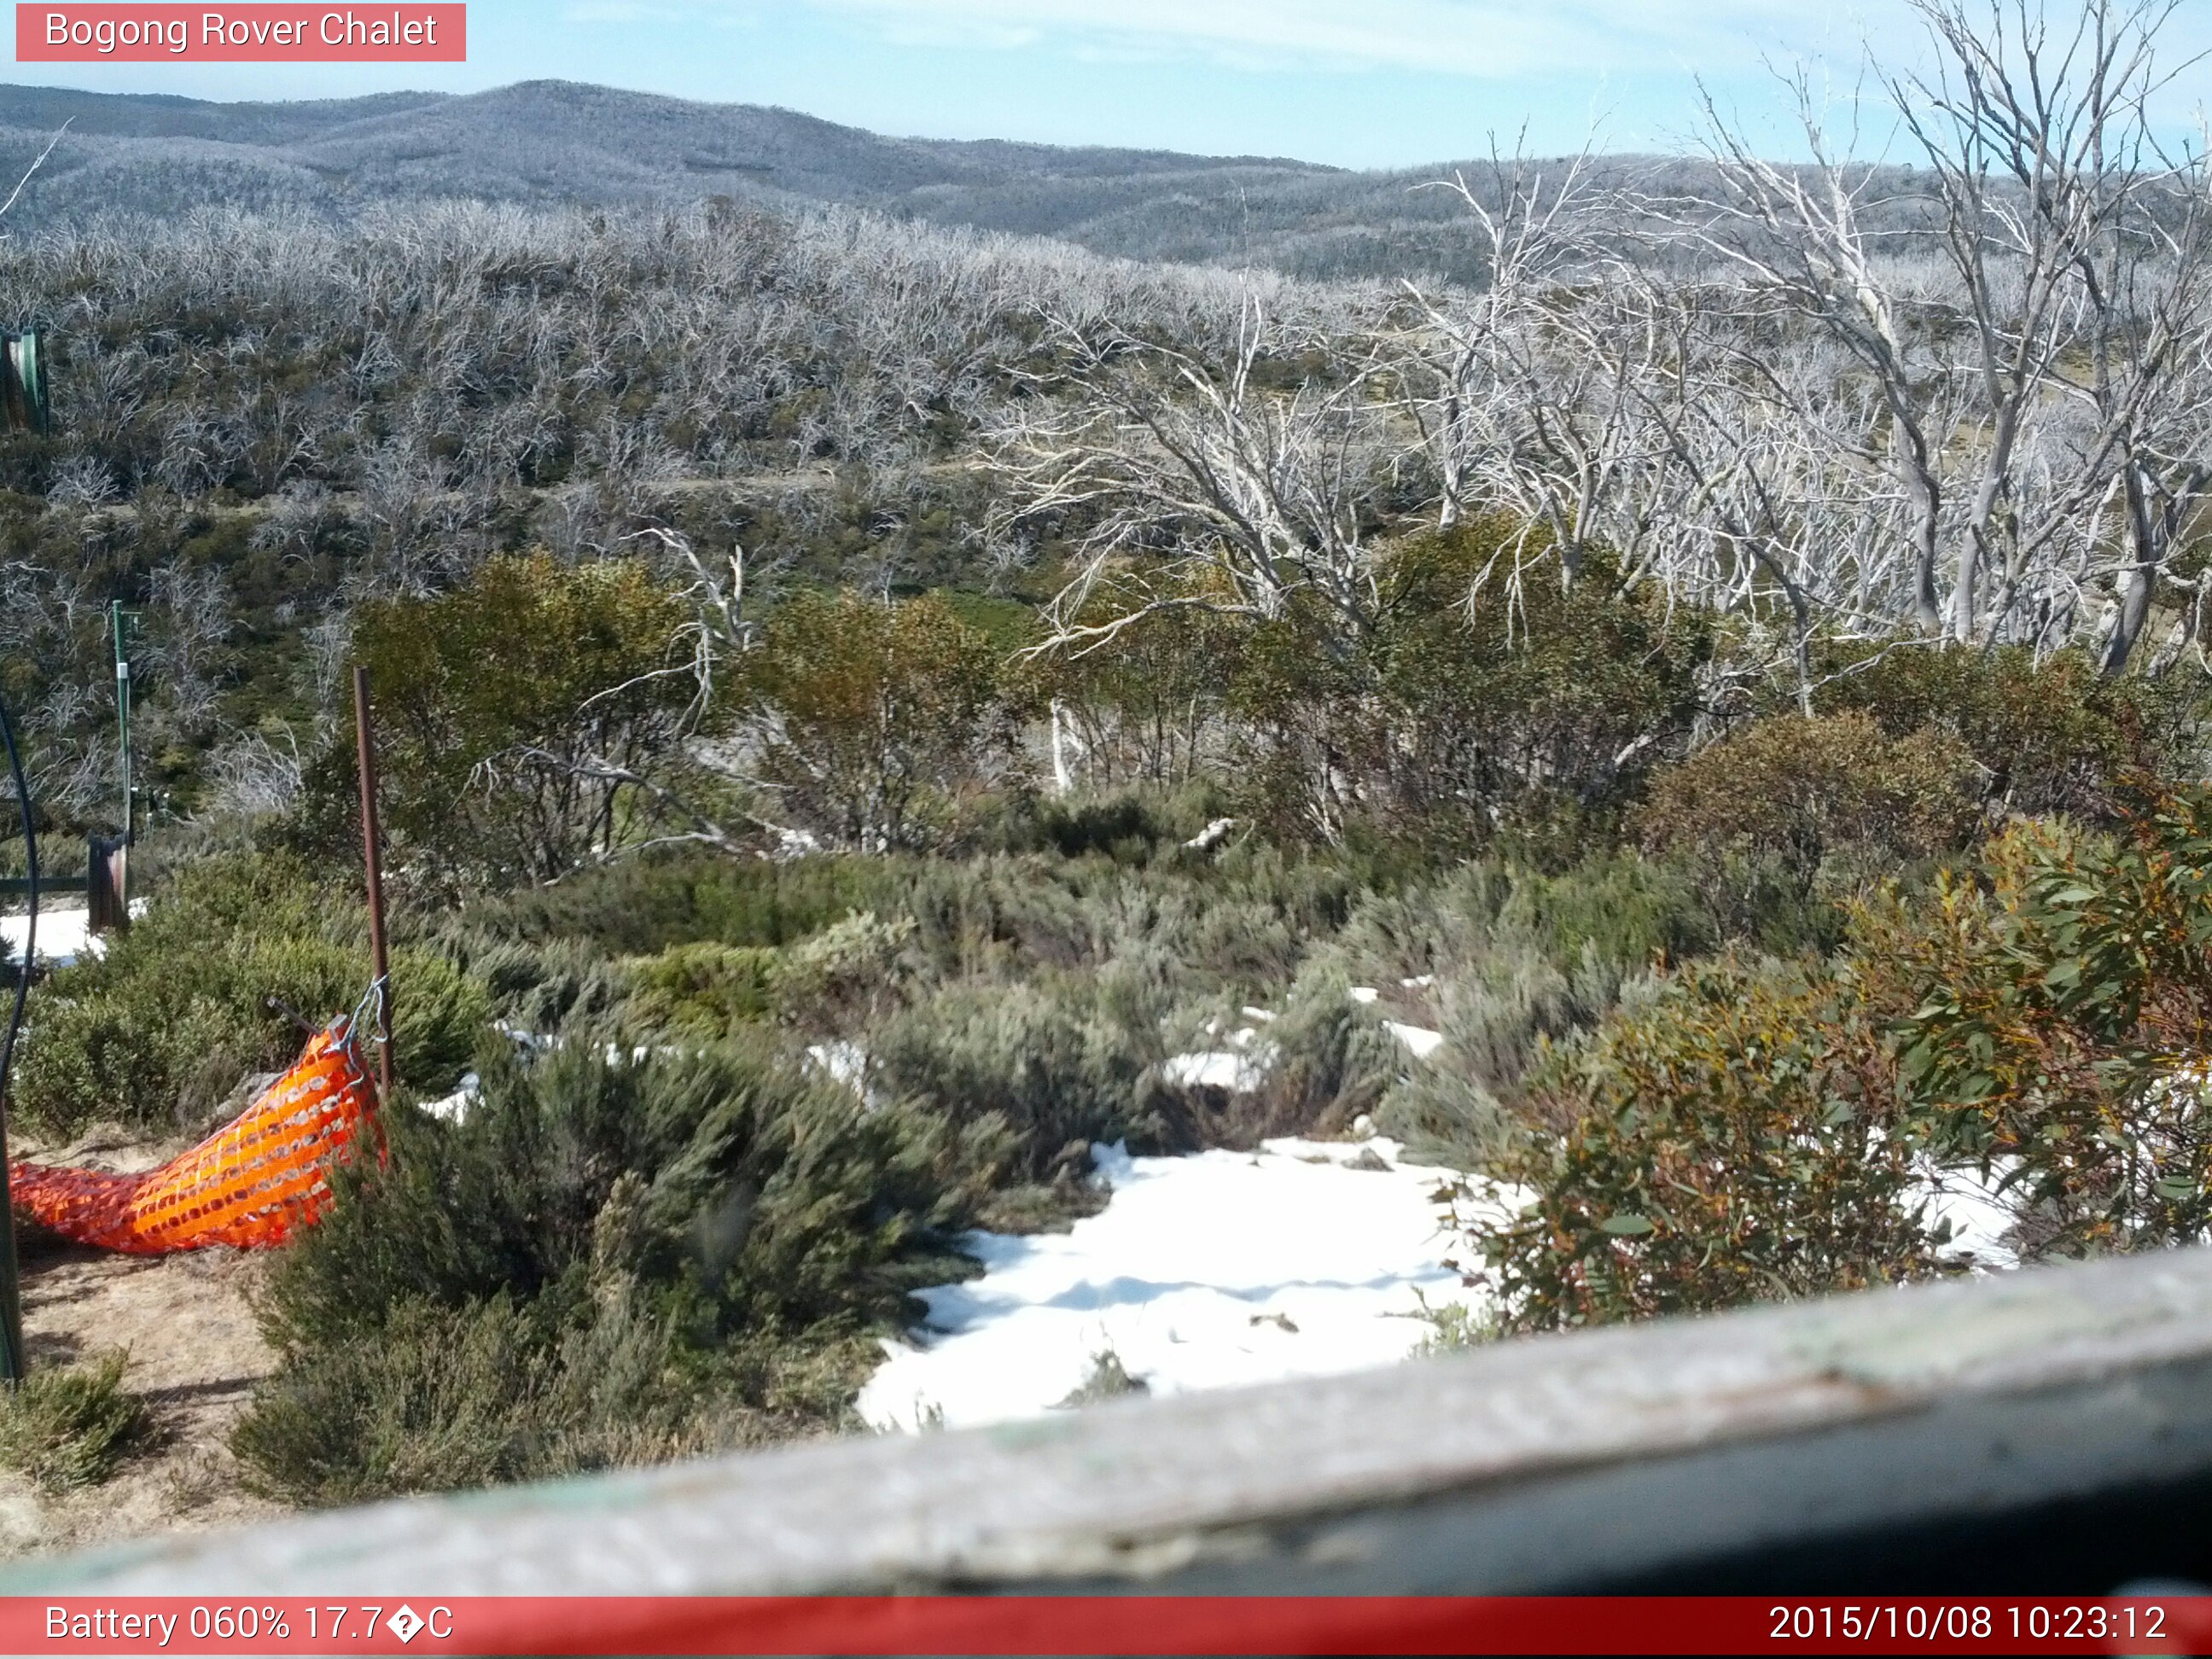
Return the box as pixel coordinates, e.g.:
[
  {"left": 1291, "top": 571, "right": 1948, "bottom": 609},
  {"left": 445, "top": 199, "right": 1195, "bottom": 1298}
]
[{"left": 0, "top": 1125, "right": 282, "bottom": 1561}]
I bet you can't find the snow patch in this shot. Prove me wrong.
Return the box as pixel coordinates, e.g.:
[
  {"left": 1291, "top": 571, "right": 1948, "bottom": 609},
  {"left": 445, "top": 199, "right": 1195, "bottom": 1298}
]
[
  {"left": 418, "top": 1074, "right": 480, "bottom": 1123},
  {"left": 1345, "top": 989, "right": 1442, "bottom": 1059},
  {"left": 1163, "top": 1018, "right": 1277, "bottom": 1093},
  {"left": 1912, "top": 1157, "right": 2022, "bottom": 1272},
  {"left": 1, "top": 901, "right": 146, "bottom": 969},
  {"left": 859, "top": 1137, "right": 1505, "bottom": 1433},
  {"left": 1384, "top": 1021, "right": 1445, "bottom": 1060},
  {"left": 1161, "top": 1050, "right": 1268, "bottom": 1092},
  {"left": 1183, "top": 817, "right": 1237, "bottom": 853},
  {"left": 805, "top": 1039, "right": 878, "bottom": 1105}
]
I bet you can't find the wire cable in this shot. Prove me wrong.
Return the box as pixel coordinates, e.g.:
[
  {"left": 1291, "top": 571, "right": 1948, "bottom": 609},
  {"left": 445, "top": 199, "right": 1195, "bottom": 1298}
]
[{"left": 0, "top": 686, "right": 35, "bottom": 1382}]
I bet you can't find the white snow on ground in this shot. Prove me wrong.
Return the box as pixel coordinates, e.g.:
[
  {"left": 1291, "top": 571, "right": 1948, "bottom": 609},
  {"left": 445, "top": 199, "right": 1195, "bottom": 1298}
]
[
  {"left": 859, "top": 1137, "right": 1524, "bottom": 1433},
  {"left": 417, "top": 1074, "right": 480, "bottom": 1122},
  {"left": 1912, "top": 1157, "right": 2023, "bottom": 1271},
  {"left": 1162, "top": 1019, "right": 1276, "bottom": 1092},
  {"left": 804, "top": 1039, "right": 887, "bottom": 1109},
  {"left": 1159, "top": 1051, "right": 1262, "bottom": 1091},
  {"left": 2, "top": 901, "right": 150, "bottom": 969},
  {"left": 1347, "top": 989, "right": 1445, "bottom": 1060},
  {"left": 3, "top": 906, "right": 104, "bottom": 969},
  {"left": 774, "top": 827, "right": 824, "bottom": 860},
  {"left": 1167, "top": 994, "right": 1443, "bottom": 1093},
  {"left": 1384, "top": 1021, "right": 1446, "bottom": 1060}
]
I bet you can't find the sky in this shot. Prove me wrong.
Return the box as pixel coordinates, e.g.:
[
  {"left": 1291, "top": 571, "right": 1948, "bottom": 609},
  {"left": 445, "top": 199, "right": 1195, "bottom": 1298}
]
[{"left": 9, "top": 0, "right": 2211, "bottom": 169}]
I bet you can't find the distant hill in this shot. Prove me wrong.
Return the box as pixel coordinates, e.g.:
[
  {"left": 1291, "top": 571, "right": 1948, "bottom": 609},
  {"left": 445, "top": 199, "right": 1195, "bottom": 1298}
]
[{"left": 0, "top": 80, "right": 1538, "bottom": 281}]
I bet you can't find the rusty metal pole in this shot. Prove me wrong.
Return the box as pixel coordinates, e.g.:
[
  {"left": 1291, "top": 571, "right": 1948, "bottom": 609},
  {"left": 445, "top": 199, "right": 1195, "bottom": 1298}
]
[{"left": 352, "top": 666, "right": 393, "bottom": 1098}]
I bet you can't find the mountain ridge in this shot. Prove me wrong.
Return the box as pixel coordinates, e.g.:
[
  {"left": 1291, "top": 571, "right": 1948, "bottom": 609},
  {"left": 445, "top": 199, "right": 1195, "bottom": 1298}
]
[{"left": 0, "top": 79, "right": 1511, "bottom": 279}]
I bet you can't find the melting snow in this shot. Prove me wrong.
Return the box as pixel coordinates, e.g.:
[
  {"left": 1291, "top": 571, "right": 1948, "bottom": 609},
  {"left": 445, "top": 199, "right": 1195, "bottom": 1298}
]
[
  {"left": 1162, "top": 1020, "right": 1275, "bottom": 1092},
  {"left": 1383, "top": 1021, "right": 1446, "bottom": 1060},
  {"left": 418, "top": 1074, "right": 479, "bottom": 1123},
  {"left": 805, "top": 1039, "right": 880, "bottom": 1106},
  {"left": 1913, "top": 1157, "right": 2022, "bottom": 1271},
  {"left": 1166, "top": 994, "right": 1444, "bottom": 1095},
  {"left": 1, "top": 905, "right": 132, "bottom": 969},
  {"left": 859, "top": 1137, "right": 1521, "bottom": 1433}
]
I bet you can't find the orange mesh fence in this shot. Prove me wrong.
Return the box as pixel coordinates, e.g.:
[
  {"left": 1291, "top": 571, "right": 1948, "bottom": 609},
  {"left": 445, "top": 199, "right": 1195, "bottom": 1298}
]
[{"left": 9, "top": 1021, "right": 380, "bottom": 1254}]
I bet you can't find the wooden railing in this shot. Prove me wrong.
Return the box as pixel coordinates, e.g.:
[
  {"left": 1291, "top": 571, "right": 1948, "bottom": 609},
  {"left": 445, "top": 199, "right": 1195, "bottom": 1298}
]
[
  {"left": 0, "top": 833, "right": 129, "bottom": 931},
  {"left": 10, "top": 1247, "right": 2212, "bottom": 1595}
]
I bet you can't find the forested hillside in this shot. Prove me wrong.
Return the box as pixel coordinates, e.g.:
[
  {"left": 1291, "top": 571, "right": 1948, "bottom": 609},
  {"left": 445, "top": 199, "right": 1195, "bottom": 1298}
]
[
  {"left": 5, "top": 0, "right": 2212, "bottom": 1515},
  {"left": 0, "top": 79, "right": 1819, "bottom": 282}
]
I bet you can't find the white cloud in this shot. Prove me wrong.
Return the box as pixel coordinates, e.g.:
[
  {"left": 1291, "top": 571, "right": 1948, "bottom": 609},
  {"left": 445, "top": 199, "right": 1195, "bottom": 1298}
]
[{"left": 798, "top": 0, "right": 1889, "bottom": 80}]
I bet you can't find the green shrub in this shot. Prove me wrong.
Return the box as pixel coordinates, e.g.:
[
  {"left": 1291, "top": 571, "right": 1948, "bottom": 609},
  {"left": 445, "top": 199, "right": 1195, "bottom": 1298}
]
[
  {"left": 1473, "top": 957, "right": 1942, "bottom": 1330},
  {"left": 1377, "top": 940, "right": 1640, "bottom": 1170},
  {"left": 1808, "top": 642, "right": 2171, "bottom": 818},
  {"left": 323, "top": 553, "right": 712, "bottom": 884},
  {"left": 1232, "top": 963, "right": 1402, "bottom": 1144},
  {"left": 236, "top": 1027, "right": 1005, "bottom": 1504},
  {"left": 0, "top": 1353, "right": 148, "bottom": 1491},
  {"left": 15, "top": 853, "right": 488, "bottom": 1136},
  {"left": 1340, "top": 854, "right": 1715, "bottom": 981},
  {"left": 259, "top": 1033, "right": 1002, "bottom": 1351},
  {"left": 771, "top": 911, "right": 919, "bottom": 1032},
  {"left": 625, "top": 942, "right": 785, "bottom": 1036},
  {"left": 620, "top": 912, "right": 918, "bottom": 1040},
  {"left": 870, "top": 969, "right": 1185, "bottom": 1179},
  {"left": 440, "top": 935, "right": 631, "bottom": 1035},
  {"left": 1636, "top": 712, "right": 1979, "bottom": 877},
  {"left": 1412, "top": 1297, "right": 1499, "bottom": 1354},
  {"left": 986, "top": 783, "right": 1234, "bottom": 864},
  {"left": 746, "top": 589, "right": 1008, "bottom": 852},
  {"left": 1011, "top": 587, "right": 1232, "bottom": 793},
  {"left": 236, "top": 1297, "right": 552, "bottom": 1504},
  {"left": 455, "top": 852, "right": 898, "bottom": 957},
  {"left": 888, "top": 853, "right": 1321, "bottom": 994},
  {"left": 235, "top": 1291, "right": 876, "bottom": 1507},
  {"left": 1459, "top": 779, "right": 2212, "bottom": 1324},
  {"left": 1328, "top": 856, "right": 1707, "bottom": 1167},
  {"left": 1227, "top": 529, "right": 1708, "bottom": 849},
  {"left": 1857, "top": 779, "right": 2212, "bottom": 1254}
]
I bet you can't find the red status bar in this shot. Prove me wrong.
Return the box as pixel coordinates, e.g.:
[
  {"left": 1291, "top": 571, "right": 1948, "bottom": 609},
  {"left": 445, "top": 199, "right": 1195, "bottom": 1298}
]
[{"left": 4, "top": 1596, "right": 2209, "bottom": 1655}]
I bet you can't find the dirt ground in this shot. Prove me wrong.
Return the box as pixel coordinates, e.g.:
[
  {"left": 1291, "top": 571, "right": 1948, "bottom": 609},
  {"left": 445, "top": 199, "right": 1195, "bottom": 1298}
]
[{"left": 0, "top": 1125, "right": 282, "bottom": 1562}]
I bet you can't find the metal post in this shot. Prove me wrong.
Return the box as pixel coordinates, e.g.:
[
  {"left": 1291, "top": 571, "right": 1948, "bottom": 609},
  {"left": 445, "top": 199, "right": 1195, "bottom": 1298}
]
[
  {"left": 110, "top": 601, "right": 130, "bottom": 850},
  {"left": 87, "top": 606, "right": 142, "bottom": 940},
  {"left": 352, "top": 667, "right": 393, "bottom": 1097}
]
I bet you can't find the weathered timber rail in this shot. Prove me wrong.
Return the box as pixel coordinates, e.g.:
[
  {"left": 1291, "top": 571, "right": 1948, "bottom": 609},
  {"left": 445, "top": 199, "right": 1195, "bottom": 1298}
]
[{"left": 15, "top": 1248, "right": 2212, "bottom": 1595}]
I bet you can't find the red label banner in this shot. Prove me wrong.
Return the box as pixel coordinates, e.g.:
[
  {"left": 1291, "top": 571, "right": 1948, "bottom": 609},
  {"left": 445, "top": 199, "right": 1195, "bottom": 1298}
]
[
  {"left": 16, "top": 5, "right": 464, "bottom": 61},
  {"left": 0, "top": 1596, "right": 2208, "bottom": 1655}
]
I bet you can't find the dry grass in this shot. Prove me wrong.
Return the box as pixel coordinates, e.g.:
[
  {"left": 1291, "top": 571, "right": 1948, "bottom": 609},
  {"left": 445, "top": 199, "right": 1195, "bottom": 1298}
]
[{"left": 0, "top": 1125, "right": 280, "bottom": 1561}]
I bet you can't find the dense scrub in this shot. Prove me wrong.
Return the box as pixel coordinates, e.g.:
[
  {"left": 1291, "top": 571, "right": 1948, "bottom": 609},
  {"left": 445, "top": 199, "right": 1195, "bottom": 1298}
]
[
  {"left": 237, "top": 1036, "right": 999, "bottom": 1504},
  {"left": 14, "top": 625, "right": 2209, "bottom": 1499},
  {"left": 13, "top": 853, "right": 484, "bottom": 1139},
  {"left": 9, "top": 40, "right": 2212, "bottom": 1504},
  {"left": 15, "top": 579, "right": 2210, "bottom": 1493}
]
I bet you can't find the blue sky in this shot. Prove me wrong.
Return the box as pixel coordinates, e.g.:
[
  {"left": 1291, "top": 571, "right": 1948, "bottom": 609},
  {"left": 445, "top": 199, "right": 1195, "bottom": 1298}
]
[{"left": 12, "top": 1, "right": 2211, "bottom": 168}]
